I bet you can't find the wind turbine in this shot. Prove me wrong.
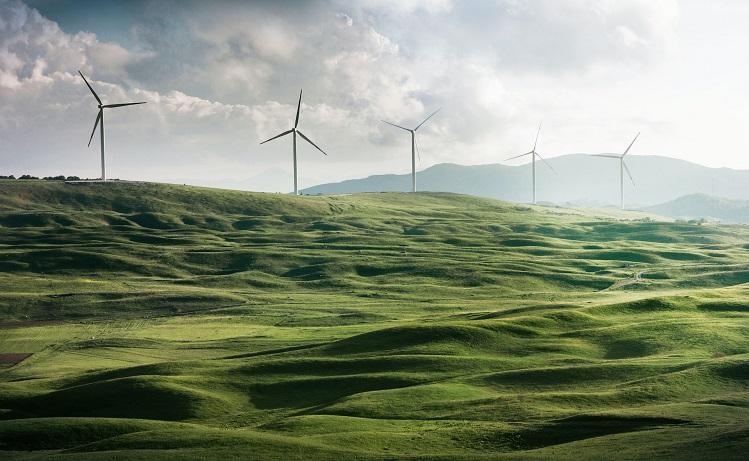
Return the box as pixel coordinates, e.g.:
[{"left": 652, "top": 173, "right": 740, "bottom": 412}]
[
  {"left": 260, "top": 90, "right": 327, "bottom": 195},
  {"left": 79, "top": 71, "right": 146, "bottom": 181},
  {"left": 505, "top": 123, "right": 555, "bottom": 204},
  {"left": 591, "top": 132, "right": 640, "bottom": 209},
  {"left": 382, "top": 108, "right": 441, "bottom": 193}
]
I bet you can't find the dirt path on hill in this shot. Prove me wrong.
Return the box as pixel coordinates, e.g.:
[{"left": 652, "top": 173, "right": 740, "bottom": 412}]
[{"left": 602, "top": 269, "right": 648, "bottom": 291}]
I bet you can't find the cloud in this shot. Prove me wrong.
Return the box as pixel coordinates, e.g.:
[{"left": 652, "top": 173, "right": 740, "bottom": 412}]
[
  {"left": 482, "top": 0, "right": 678, "bottom": 72},
  {"left": 0, "top": 1, "right": 150, "bottom": 88}
]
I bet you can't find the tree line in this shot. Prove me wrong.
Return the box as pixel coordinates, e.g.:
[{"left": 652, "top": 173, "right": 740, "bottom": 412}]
[{"left": 0, "top": 175, "right": 83, "bottom": 180}]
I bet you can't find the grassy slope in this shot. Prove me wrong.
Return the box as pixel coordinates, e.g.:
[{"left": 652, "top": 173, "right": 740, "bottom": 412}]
[{"left": 1, "top": 181, "right": 749, "bottom": 460}]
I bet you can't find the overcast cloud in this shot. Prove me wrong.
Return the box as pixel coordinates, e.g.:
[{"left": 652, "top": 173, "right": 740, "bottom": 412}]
[{"left": 1, "top": 0, "right": 747, "bottom": 191}]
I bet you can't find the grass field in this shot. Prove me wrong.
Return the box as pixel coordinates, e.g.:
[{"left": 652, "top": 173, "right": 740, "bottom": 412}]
[{"left": 1, "top": 180, "right": 748, "bottom": 460}]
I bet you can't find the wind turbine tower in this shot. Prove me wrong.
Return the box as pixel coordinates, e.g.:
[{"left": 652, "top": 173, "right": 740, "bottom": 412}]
[
  {"left": 79, "top": 71, "right": 146, "bottom": 181},
  {"left": 260, "top": 90, "right": 328, "bottom": 195},
  {"left": 505, "top": 123, "right": 555, "bottom": 204},
  {"left": 382, "top": 109, "right": 441, "bottom": 192},
  {"left": 591, "top": 132, "right": 640, "bottom": 209}
]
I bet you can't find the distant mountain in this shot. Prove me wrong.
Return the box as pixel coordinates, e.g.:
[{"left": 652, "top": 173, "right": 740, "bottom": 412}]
[
  {"left": 644, "top": 194, "right": 749, "bottom": 223},
  {"left": 301, "top": 155, "right": 747, "bottom": 207}
]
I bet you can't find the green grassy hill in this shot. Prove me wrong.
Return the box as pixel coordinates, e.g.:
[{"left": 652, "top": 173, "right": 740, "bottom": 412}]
[{"left": 1, "top": 181, "right": 749, "bottom": 460}]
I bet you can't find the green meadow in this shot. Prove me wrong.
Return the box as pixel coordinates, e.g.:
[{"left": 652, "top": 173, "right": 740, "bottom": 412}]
[{"left": 1, "top": 181, "right": 748, "bottom": 460}]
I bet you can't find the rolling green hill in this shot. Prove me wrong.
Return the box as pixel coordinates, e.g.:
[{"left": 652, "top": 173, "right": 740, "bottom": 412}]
[{"left": 1, "top": 181, "right": 749, "bottom": 460}]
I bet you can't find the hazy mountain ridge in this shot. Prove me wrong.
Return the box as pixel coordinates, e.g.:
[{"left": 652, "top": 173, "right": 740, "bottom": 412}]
[
  {"left": 301, "top": 155, "right": 746, "bottom": 207},
  {"left": 644, "top": 193, "right": 749, "bottom": 223}
]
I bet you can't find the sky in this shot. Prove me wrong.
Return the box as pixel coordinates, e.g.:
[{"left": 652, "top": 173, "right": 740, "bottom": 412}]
[{"left": 2, "top": 0, "right": 749, "bottom": 191}]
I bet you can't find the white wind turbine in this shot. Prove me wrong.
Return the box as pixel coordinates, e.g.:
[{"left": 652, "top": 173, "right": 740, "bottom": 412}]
[
  {"left": 382, "top": 109, "right": 441, "bottom": 192},
  {"left": 79, "top": 71, "right": 146, "bottom": 181},
  {"left": 591, "top": 132, "right": 640, "bottom": 209},
  {"left": 260, "top": 90, "right": 327, "bottom": 195},
  {"left": 505, "top": 123, "right": 555, "bottom": 204}
]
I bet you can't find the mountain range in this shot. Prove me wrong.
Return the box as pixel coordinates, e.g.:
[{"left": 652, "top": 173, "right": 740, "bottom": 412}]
[
  {"left": 643, "top": 193, "right": 749, "bottom": 223},
  {"left": 301, "top": 154, "right": 747, "bottom": 208}
]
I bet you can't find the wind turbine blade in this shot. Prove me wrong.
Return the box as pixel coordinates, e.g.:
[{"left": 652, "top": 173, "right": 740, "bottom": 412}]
[
  {"left": 88, "top": 110, "right": 102, "bottom": 147},
  {"left": 102, "top": 102, "right": 147, "bottom": 108},
  {"left": 382, "top": 120, "right": 411, "bottom": 132},
  {"left": 414, "top": 108, "right": 441, "bottom": 131},
  {"left": 505, "top": 151, "right": 534, "bottom": 161},
  {"left": 78, "top": 70, "right": 101, "bottom": 105},
  {"left": 590, "top": 154, "right": 621, "bottom": 159},
  {"left": 622, "top": 132, "right": 640, "bottom": 157},
  {"left": 294, "top": 89, "right": 302, "bottom": 128},
  {"left": 532, "top": 122, "right": 542, "bottom": 152},
  {"left": 623, "top": 161, "right": 635, "bottom": 185},
  {"left": 259, "top": 129, "right": 294, "bottom": 145},
  {"left": 535, "top": 152, "right": 556, "bottom": 174},
  {"left": 296, "top": 130, "right": 328, "bottom": 156}
]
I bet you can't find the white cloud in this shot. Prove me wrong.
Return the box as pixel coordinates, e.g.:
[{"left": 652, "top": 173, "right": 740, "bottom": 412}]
[
  {"left": 357, "top": 0, "right": 453, "bottom": 16},
  {"left": 0, "top": 1, "right": 150, "bottom": 88}
]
